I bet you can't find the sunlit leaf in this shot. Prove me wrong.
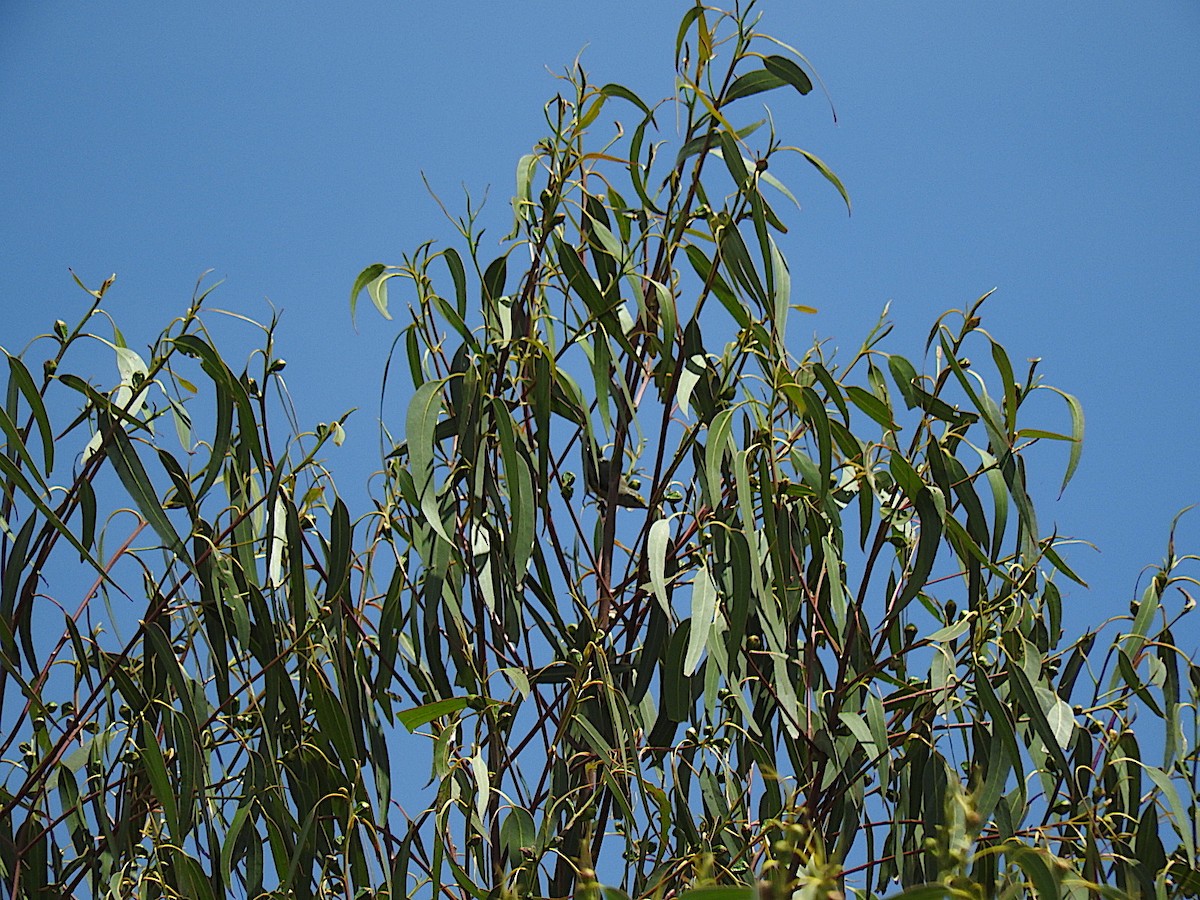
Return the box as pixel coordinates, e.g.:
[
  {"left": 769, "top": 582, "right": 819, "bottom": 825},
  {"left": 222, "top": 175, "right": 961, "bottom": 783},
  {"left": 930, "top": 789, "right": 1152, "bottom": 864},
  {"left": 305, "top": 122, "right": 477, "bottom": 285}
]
[
  {"left": 350, "top": 262, "right": 386, "bottom": 324},
  {"left": 648, "top": 517, "right": 673, "bottom": 614},
  {"left": 398, "top": 697, "right": 471, "bottom": 732},
  {"left": 683, "top": 563, "right": 718, "bottom": 676}
]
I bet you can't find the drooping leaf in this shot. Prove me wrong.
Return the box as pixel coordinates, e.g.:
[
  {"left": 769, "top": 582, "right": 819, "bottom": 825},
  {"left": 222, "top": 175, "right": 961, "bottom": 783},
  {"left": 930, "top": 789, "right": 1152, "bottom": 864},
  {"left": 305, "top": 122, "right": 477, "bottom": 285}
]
[
  {"left": 648, "top": 517, "right": 673, "bottom": 615},
  {"left": 683, "top": 563, "right": 718, "bottom": 676},
  {"left": 350, "top": 263, "right": 387, "bottom": 324},
  {"left": 762, "top": 54, "right": 813, "bottom": 95}
]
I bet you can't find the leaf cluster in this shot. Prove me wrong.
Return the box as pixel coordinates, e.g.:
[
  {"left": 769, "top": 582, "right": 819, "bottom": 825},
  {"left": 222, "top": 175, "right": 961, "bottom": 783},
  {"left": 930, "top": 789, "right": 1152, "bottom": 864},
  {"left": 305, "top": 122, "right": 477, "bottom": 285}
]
[{"left": 0, "top": 3, "right": 1197, "bottom": 899}]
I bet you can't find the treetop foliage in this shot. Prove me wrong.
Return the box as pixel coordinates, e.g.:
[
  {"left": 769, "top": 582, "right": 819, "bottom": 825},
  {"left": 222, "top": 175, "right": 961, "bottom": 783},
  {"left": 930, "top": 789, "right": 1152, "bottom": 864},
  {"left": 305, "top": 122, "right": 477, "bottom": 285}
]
[{"left": 0, "top": 2, "right": 1197, "bottom": 898}]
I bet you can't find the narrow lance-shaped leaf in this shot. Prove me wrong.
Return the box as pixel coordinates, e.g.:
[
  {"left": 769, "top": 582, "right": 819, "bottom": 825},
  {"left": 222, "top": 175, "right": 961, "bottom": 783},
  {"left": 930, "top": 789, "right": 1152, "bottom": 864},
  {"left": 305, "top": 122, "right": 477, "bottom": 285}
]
[
  {"left": 6, "top": 353, "right": 54, "bottom": 475},
  {"left": 98, "top": 409, "right": 188, "bottom": 559},
  {"left": 723, "top": 69, "right": 788, "bottom": 104},
  {"left": 762, "top": 54, "right": 813, "bottom": 95},
  {"left": 683, "top": 562, "right": 718, "bottom": 676},
  {"left": 0, "top": 402, "right": 50, "bottom": 492},
  {"left": 705, "top": 408, "right": 735, "bottom": 507},
  {"left": 797, "top": 148, "right": 851, "bottom": 213},
  {"left": 894, "top": 487, "right": 942, "bottom": 614},
  {"left": 406, "top": 378, "right": 451, "bottom": 542},
  {"left": 648, "top": 517, "right": 673, "bottom": 615},
  {"left": 398, "top": 697, "right": 471, "bottom": 733},
  {"left": 1044, "top": 385, "right": 1085, "bottom": 496}
]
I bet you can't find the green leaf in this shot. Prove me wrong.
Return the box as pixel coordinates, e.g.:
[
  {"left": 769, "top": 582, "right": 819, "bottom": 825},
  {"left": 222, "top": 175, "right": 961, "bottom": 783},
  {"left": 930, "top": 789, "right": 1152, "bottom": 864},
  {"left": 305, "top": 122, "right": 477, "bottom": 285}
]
[
  {"left": 768, "top": 236, "right": 791, "bottom": 343},
  {"left": 887, "top": 354, "right": 921, "bottom": 409},
  {"left": 1045, "top": 385, "right": 1085, "bottom": 496},
  {"left": 838, "top": 710, "right": 879, "bottom": 759},
  {"left": 139, "top": 720, "right": 180, "bottom": 842},
  {"left": 685, "top": 244, "right": 748, "bottom": 328},
  {"left": 675, "top": 6, "right": 704, "bottom": 68},
  {"left": 1137, "top": 761, "right": 1195, "bottom": 867},
  {"left": 926, "top": 615, "right": 972, "bottom": 643},
  {"left": 1006, "top": 661, "right": 1071, "bottom": 776},
  {"left": 172, "top": 333, "right": 264, "bottom": 476},
  {"left": 554, "top": 233, "right": 632, "bottom": 354},
  {"left": 483, "top": 254, "right": 507, "bottom": 305},
  {"left": 895, "top": 487, "right": 942, "bottom": 613},
  {"left": 220, "top": 802, "right": 254, "bottom": 889},
  {"left": 717, "top": 219, "right": 767, "bottom": 307},
  {"left": 469, "top": 748, "right": 490, "bottom": 821},
  {"left": 350, "top": 263, "right": 387, "bottom": 324},
  {"left": 173, "top": 849, "right": 218, "bottom": 900},
  {"left": 367, "top": 270, "right": 395, "bottom": 320},
  {"left": 648, "top": 517, "right": 672, "bottom": 615},
  {"left": 310, "top": 670, "right": 358, "bottom": 767},
  {"left": 1007, "top": 843, "right": 1062, "bottom": 899},
  {"left": 443, "top": 247, "right": 468, "bottom": 316},
  {"left": 723, "top": 69, "right": 787, "bottom": 104},
  {"left": 1032, "top": 684, "right": 1077, "bottom": 749},
  {"left": 0, "top": 402, "right": 49, "bottom": 492},
  {"left": 683, "top": 562, "right": 718, "bottom": 676},
  {"left": 705, "top": 408, "right": 735, "bottom": 507},
  {"left": 515, "top": 152, "right": 537, "bottom": 208},
  {"left": 599, "top": 81, "right": 651, "bottom": 115},
  {"left": 990, "top": 337, "right": 1018, "bottom": 437},
  {"left": 763, "top": 55, "right": 813, "bottom": 94},
  {"left": 406, "top": 378, "right": 450, "bottom": 542},
  {"left": 397, "top": 697, "right": 471, "bottom": 732},
  {"left": 716, "top": 131, "right": 749, "bottom": 187},
  {"left": 1117, "top": 648, "right": 1164, "bottom": 717},
  {"left": 822, "top": 535, "right": 847, "bottom": 634},
  {"left": 98, "top": 409, "right": 187, "bottom": 558},
  {"left": 797, "top": 148, "right": 851, "bottom": 213},
  {"left": 1040, "top": 540, "right": 1088, "bottom": 587},
  {"left": 6, "top": 353, "right": 54, "bottom": 475},
  {"left": 800, "top": 385, "right": 832, "bottom": 500},
  {"left": 500, "top": 807, "right": 537, "bottom": 862},
  {"left": 846, "top": 384, "right": 897, "bottom": 430}
]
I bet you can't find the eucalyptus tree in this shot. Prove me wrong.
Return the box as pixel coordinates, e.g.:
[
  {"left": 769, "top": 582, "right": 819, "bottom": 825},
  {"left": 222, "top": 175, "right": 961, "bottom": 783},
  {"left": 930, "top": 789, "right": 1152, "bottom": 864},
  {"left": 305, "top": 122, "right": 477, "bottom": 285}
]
[
  {"left": 355, "top": 4, "right": 1199, "bottom": 898},
  {"left": 0, "top": 2, "right": 1196, "bottom": 899}
]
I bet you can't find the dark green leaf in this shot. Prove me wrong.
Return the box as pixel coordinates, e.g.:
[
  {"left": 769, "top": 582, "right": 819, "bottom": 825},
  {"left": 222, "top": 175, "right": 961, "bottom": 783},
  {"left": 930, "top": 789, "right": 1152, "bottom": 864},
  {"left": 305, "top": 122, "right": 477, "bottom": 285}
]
[
  {"left": 443, "top": 247, "right": 468, "bottom": 317},
  {"left": 846, "top": 384, "right": 897, "bottom": 430},
  {"left": 723, "top": 69, "right": 786, "bottom": 104},
  {"left": 99, "top": 409, "right": 187, "bottom": 558},
  {"left": 599, "top": 81, "right": 651, "bottom": 115},
  {"left": 763, "top": 55, "right": 813, "bottom": 94}
]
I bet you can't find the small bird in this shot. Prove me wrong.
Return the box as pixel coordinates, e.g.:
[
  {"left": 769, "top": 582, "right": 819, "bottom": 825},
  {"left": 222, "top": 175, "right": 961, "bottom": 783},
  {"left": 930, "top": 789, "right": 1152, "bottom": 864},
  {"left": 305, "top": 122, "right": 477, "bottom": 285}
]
[{"left": 583, "top": 444, "right": 647, "bottom": 509}]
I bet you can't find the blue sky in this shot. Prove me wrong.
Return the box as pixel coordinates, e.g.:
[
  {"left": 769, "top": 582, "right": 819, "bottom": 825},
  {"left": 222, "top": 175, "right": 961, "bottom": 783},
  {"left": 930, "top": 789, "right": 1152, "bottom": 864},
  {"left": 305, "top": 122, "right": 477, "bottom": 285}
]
[{"left": 3, "top": 2, "right": 1198, "bottom": 636}]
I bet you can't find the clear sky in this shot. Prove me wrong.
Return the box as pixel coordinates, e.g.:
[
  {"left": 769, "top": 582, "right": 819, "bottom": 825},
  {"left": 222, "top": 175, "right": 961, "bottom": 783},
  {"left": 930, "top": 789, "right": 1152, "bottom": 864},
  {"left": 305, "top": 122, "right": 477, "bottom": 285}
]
[{"left": 3, "top": 3, "right": 1198, "bottom": 638}]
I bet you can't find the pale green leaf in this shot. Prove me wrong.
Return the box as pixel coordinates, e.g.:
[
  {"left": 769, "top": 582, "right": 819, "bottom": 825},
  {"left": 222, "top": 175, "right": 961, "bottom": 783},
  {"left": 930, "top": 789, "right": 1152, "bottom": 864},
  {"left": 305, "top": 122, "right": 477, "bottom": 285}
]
[
  {"left": 350, "top": 263, "right": 386, "bottom": 324},
  {"left": 648, "top": 517, "right": 672, "bottom": 615},
  {"left": 677, "top": 354, "right": 706, "bottom": 419},
  {"left": 705, "top": 408, "right": 735, "bottom": 507},
  {"left": 926, "top": 614, "right": 973, "bottom": 643},
  {"left": 683, "top": 563, "right": 718, "bottom": 676},
  {"left": 470, "top": 748, "right": 490, "bottom": 821},
  {"left": 367, "top": 270, "right": 395, "bottom": 320}
]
